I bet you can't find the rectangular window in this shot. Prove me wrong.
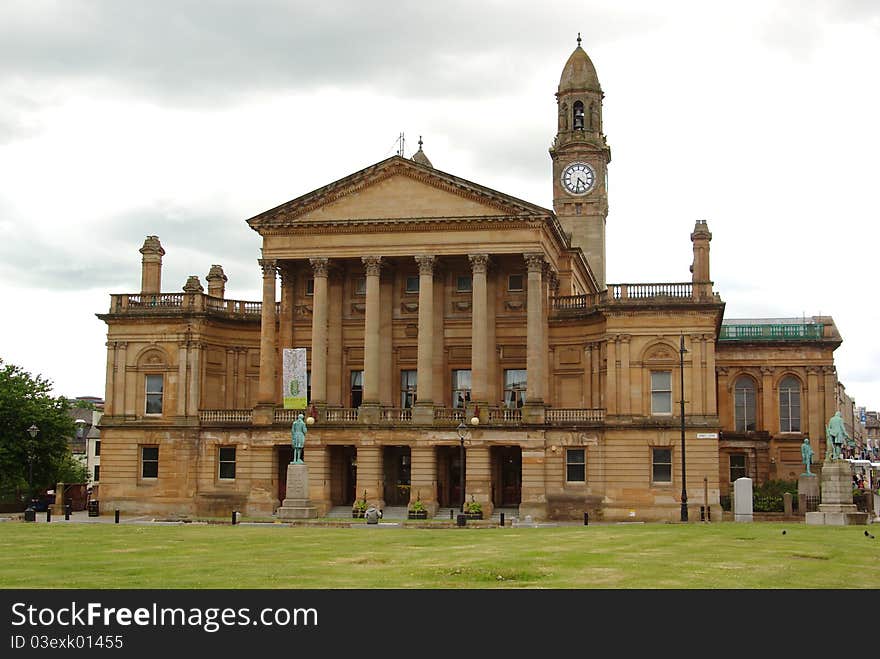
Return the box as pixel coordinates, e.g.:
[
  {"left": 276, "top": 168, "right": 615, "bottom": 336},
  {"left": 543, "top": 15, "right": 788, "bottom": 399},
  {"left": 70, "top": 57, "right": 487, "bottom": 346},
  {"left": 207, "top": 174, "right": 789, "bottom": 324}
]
[
  {"left": 508, "top": 274, "right": 524, "bottom": 291},
  {"left": 219, "top": 447, "right": 236, "bottom": 480},
  {"left": 566, "top": 448, "right": 586, "bottom": 482},
  {"left": 456, "top": 275, "right": 472, "bottom": 292},
  {"left": 405, "top": 276, "right": 420, "bottom": 294},
  {"left": 729, "top": 454, "right": 747, "bottom": 483},
  {"left": 354, "top": 277, "right": 366, "bottom": 295},
  {"left": 93, "top": 465, "right": 100, "bottom": 482},
  {"left": 652, "top": 448, "right": 672, "bottom": 484},
  {"left": 306, "top": 279, "right": 314, "bottom": 296},
  {"left": 503, "top": 369, "right": 527, "bottom": 409},
  {"left": 145, "top": 374, "right": 163, "bottom": 415},
  {"left": 452, "top": 370, "right": 472, "bottom": 409},
  {"left": 350, "top": 370, "right": 363, "bottom": 408},
  {"left": 651, "top": 371, "right": 672, "bottom": 415},
  {"left": 400, "top": 370, "right": 417, "bottom": 409},
  {"left": 141, "top": 446, "right": 159, "bottom": 479},
  {"left": 94, "top": 440, "right": 101, "bottom": 457}
]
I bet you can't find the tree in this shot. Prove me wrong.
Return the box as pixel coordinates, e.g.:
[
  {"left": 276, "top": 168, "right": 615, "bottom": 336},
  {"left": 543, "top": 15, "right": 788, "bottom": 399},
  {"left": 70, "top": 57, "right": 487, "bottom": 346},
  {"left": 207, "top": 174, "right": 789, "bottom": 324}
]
[{"left": 0, "top": 358, "right": 78, "bottom": 504}]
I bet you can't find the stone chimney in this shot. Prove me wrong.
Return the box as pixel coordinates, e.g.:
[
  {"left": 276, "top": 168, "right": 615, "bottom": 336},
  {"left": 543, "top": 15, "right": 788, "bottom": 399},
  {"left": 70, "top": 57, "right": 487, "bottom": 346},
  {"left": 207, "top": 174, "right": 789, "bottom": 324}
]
[
  {"left": 182, "top": 275, "right": 204, "bottom": 294},
  {"left": 690, "top": 220, "right": 712, "bottom": 298},
  {"left": 139, "top": 236, "right": 165, "bottom": 294},
  {"left": 206, "top": 264, "right": 227, "bottom": 298}
]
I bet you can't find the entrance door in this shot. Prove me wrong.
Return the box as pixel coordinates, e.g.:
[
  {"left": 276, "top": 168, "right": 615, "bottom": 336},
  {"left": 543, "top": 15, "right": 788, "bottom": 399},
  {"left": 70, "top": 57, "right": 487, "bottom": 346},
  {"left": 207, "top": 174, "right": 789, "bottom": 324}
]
[
  {"left": 277, "top": 445, "right": 293, "bottom": 503},
  {"left": 492, "top": 446, "right": 521, "bottom": 507},
  {"left": 382, "top": 446, "right": 412, "bottom": 505},
  {"left": 437, "top": 446, "right": 465, "bottom": 508}
]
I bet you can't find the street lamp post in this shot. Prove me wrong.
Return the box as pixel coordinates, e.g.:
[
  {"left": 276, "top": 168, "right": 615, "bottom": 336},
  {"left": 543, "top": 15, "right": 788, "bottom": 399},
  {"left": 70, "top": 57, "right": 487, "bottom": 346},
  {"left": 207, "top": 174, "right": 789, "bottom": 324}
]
[
  {"left": 25, "top": 424, "right": 39, "bottom": 516},
  {"left": 457, "top": 422, "right": 468, "bottom": 513},
  {"left": 679, "top": 335, "right": 688, "bottom": 522}
]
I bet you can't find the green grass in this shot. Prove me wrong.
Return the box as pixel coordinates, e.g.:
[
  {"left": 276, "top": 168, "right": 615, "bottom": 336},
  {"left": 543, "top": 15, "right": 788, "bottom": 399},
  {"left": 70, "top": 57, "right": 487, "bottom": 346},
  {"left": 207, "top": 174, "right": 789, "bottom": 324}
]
[{"left": 1, "top": 521, "right": 877, "bottom": 589}]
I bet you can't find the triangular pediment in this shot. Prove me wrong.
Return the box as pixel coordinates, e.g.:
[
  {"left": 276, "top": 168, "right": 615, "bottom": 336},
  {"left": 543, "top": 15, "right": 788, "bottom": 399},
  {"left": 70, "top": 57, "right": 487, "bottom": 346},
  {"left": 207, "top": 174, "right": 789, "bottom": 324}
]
[{"left": 247, "top": 156, "right": 551, "bottom": 230}]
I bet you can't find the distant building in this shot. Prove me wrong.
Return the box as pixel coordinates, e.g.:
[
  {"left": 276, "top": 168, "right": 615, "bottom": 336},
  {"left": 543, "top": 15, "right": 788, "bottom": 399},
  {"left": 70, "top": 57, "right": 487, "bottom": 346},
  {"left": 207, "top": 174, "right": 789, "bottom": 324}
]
[{"left": 96, "top": 38, "right": 848, "bottom": 520}]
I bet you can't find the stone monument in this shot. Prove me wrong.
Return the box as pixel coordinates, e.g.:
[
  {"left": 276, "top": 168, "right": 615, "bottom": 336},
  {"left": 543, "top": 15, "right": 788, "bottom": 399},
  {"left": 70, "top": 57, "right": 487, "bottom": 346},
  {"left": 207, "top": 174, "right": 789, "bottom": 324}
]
[
  {"left": 276, "top": 414, "right": 317, "bottom": 520},
  {"left": 805, "top": 416, "right": 868, "bottom": 526},
  {"left": 733, "top": 477, "right": 753, "bottom": 522}
]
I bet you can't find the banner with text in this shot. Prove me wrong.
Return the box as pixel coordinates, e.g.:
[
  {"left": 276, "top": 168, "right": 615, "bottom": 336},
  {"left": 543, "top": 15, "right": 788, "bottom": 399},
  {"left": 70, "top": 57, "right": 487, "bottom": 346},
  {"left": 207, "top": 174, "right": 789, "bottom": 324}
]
[{"left": 282, "top": 348, "right": 308, "bottom": 409}]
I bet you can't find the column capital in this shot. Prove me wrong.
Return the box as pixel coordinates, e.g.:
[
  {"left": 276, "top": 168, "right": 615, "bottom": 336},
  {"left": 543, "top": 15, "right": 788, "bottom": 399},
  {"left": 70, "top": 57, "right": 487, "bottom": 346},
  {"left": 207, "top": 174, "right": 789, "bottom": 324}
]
[
  {"left": 279, "top": 263, "right": 296, "bottom": 286},
  {"left": 258, "top": 259, "right": 277, "bottom": 278},
  {"left": 310, "top": 257, "right": 330, "bottom": 278},
  {"left": 414, "top": 254, "right": 436, "bottom": 275},
  {"left": 361, "top": 255, "right": 383, "bottom": 277},
  {"left": 468, "top": 253, "right": 489, "bottom": 274},
  {"left": 524, "top": 252, "right": 545, "bottom": 273},
  {"left": 822, "top": 365, "right": 837, "bottom": 376}
]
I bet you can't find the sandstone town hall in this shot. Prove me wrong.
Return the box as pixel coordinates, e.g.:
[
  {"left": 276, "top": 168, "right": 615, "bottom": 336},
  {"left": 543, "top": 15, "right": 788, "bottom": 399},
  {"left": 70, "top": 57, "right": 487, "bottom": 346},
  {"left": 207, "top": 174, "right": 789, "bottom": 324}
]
[{"left": 96, "top": 38, "right": 842, "bottom": 521}]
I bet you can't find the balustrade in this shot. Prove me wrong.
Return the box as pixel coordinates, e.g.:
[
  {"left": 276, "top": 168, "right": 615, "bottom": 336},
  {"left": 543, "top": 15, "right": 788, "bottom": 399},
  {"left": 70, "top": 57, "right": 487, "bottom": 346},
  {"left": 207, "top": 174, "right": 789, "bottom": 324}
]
[
  {"left": 545, "top": 408, "right": 605, "bottom": 423},
  {"left": 199, "top": 409, "right": 252, "bottom": 424}
]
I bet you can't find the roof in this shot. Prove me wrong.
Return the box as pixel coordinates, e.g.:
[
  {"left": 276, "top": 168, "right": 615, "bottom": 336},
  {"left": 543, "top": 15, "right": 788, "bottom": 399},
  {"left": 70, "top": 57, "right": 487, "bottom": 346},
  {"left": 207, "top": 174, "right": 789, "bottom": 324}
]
[{"left": 558, "top": 45, "right": 601, "bottom": 94}]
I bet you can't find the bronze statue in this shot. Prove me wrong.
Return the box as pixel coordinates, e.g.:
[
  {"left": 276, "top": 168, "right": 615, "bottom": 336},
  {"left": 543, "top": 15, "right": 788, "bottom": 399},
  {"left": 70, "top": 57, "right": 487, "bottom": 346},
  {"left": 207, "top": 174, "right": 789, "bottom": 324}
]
[
  {"left": 826, "top": 411, "right": 849, "bottom": 461},
  {"left": 291, "top": 413, "right": 307, "bottom": 464},
  {"left": 800, "top": 437, "right": 813, "bottom": 475}
]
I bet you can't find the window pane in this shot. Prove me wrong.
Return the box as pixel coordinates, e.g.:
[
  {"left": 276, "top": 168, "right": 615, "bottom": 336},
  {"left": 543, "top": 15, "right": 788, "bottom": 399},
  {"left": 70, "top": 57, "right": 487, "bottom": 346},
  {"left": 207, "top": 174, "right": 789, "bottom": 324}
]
[
  {"left": 142, "top": 446, "right": 158, "bottom": 478},
  {"left": 566, "top": 449, "right": 585, "bottom": 482},
  {"left": 219, "top": 447, "right": 236, "bottom": 480},
  {"left": 651, "top": 371, "right": 672, "bottom": 415},
  {"left": 508, "top": 274, "right": 523, "bottom": 291},
  {"left": 401, "top": 370, "right": 417, "bottom": 408},
  {"left": 306, "top": 279, "right": 314, "bottom": 295},
  {"left": 734, "top": 377, "right": 756, "bottom": 432},
  {"left": 651, "top": 371, "right": 671, "bottom": 390},
  {"left": 95, "top": 441, "right": 101, "bottom": 456},
  {"left": 94, "top": 465, "right": 100, "bottom": 481},
  {"left": 145, "top": 374, "right": 163, "bottom": 414},
  {"left": 652, "top": 393, "right": 672, "bottom": 415},
  {"left": 652, "top": 448, "right": 671, "bottom": 483},
  {"left": 456, "top": 275, "right": 472, "bottom": 292},
  {"left": 730, "top": 454, "right": 746, "bottom": 482},
  {"left": 142, "top": 446, "right": 158, "bottom": 461},
  {"left": 452, "top": 369, "right": 471, "bottom": 409},
  {"left": 354, "top": 278, "right": 366, "bottom": 295},
  {"left": 405, "top": 276, "right": 419, "bottom": 293}
]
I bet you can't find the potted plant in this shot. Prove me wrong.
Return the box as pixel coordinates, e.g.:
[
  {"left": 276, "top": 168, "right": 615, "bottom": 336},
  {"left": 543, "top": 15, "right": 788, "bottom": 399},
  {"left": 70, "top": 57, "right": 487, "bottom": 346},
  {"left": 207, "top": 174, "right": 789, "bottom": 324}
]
[
  {"left": 352, "top": 491, "right": 368, "bottom": 518},
  {"left": 408, "top": 492, "right": 428, "bottom": 520},
  {"left": 464, "top": 495, "right": 482, "bottom": 520}
]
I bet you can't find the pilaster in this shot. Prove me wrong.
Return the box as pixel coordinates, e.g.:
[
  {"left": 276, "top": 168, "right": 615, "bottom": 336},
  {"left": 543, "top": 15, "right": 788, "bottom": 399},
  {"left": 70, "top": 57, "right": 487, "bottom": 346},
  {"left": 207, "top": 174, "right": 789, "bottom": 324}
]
[
  {"left": 409, "top": 446, "right": 438, "bottom": 514},
  {"left": 464, "top": 445, "right": 493, "bottom": 517},
  {"left": 354, "top": 445, "right": 384, "bottom": 509}
]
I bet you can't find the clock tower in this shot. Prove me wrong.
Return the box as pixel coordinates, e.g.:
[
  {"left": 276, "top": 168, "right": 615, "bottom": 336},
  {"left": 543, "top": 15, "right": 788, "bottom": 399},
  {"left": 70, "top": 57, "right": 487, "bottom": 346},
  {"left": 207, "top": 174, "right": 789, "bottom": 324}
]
[{"left": 550, "top": 35, "right": 611, "bottom": 289}]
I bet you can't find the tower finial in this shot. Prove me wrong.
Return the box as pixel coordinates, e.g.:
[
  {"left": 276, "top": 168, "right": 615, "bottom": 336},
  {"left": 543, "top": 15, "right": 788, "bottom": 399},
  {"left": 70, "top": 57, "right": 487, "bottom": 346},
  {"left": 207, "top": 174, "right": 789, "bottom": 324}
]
[
  {"left": 577, "top": 32, "right": 581, "bottom": 47},
  {"left": 418, "top": 135, "right": 423, "bottom": 150}
]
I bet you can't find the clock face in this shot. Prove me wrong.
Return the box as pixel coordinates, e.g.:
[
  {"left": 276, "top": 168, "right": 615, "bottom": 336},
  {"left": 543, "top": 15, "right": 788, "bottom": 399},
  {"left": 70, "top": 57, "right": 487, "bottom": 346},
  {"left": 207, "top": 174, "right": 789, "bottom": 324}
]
[{"left": 561, "top": 162, "right": 596, "bottom": 196}]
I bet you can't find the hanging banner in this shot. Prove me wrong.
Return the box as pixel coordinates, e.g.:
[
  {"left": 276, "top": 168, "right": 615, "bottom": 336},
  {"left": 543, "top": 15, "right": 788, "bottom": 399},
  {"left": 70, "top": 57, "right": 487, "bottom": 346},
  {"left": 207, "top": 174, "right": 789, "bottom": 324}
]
[{"left": 282, "top": 348, "right": 308, "bottom": 409}]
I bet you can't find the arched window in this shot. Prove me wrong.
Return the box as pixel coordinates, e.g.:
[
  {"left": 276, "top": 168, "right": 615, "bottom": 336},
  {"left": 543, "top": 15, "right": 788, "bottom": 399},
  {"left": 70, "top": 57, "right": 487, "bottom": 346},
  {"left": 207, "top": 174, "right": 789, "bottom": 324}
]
[
  {"left": 779, "top": 376, "right": 801, "bottom": 432},
  {"left": 573, "top": 101, "right": 584, "bottom": 130},
  {"left": 734, "top": 376, "right": 757, "bottom": 432}
]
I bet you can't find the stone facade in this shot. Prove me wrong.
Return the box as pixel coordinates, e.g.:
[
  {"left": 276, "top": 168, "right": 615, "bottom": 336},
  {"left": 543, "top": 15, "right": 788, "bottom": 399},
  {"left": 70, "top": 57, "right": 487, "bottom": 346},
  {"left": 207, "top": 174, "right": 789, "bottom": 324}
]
[{"left": 95, "top": 40, "right": 844, "bottom": 521}]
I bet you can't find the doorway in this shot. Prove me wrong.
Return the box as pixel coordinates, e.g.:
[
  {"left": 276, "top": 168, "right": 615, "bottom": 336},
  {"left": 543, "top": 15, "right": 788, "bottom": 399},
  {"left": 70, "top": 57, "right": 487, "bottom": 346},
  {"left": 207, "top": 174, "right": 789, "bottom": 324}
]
[
  {"left": 382, "top": 446, "right": 412, "bottom": 505},
  {"left": 329, "top": 445, "right": 357, "bottom": 506},
  {"left": 437, "top": 446, "right": 465, "bottom": 508},
  {"left": 492, "top": 446, "right": 521, "bottom": 507}
]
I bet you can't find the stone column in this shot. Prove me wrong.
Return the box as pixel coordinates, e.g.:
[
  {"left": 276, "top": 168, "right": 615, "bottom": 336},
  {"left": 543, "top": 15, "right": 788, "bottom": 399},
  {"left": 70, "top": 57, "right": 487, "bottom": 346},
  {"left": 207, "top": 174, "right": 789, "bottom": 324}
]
[
  {"left": 104, "top": 342, "right": 116, "bottom": 416},
  {"left": 523, "top": 253, "right": 545, "bottom": 423},
  {"left": 115, "top": 342, "right": 128, "bottom": 416},
  {"left": 177, "top": 342, "right": 188, "bottom": 415},
  {"left": 519, "top": 447, "right": 547, "bottom": 520},
  {"left": 619, "top": 334, "right": 631, "bottom": 415},
  {"left": 360, "top": 256, "right": 382, "bottom": 423},
  {"left": 469, "top": 254, "right": 489, "bottom": 422},
  {"left": 256, "top": 259, "right": 278, "bottom": 407},
  {"left": 187, "top": 342, "right": 202, "bottom": 416},
  {"left": 606, "top": 336, "right": 618, "bottom": 415},
  {"left": 309, "top": 258, "right": 330, "bottom": 409},
  {"left": 409, "top": 446, "right": 438, "bottom": 515},
  {"left": 464, "top": 444, "right": 493, "bottom": 517},
  {"left": 278, "top": 264, "right": 296, "bottom": 373},
  {"left": 354, "top": 445, "right": 384, "bottom": 509},
  {"left": 692, "top": 335, "right": 705, "bottom": 415},
  {"left": 761, "top": 366, "right": 775, "bottom": 433},
  {"left": 412, "top": 255, "right": 435, "bottom": 424}
]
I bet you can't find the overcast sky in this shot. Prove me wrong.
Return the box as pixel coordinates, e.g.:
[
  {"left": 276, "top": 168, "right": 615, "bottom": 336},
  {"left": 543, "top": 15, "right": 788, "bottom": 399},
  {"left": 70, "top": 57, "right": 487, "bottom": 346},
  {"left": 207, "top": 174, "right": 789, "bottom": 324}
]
[{"left": 1, "top": 0, "right": 878, "bottom": 411}]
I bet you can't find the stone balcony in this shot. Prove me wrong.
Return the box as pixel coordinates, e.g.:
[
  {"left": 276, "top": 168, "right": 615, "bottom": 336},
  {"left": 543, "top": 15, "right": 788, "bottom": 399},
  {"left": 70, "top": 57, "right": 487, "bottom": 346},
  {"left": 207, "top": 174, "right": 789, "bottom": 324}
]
[
  {"left": 551, "top": 281, "right": 720, "bottom": 318},
  {"left": 106, "top": 292, "right": 271, "bottom": 320}
]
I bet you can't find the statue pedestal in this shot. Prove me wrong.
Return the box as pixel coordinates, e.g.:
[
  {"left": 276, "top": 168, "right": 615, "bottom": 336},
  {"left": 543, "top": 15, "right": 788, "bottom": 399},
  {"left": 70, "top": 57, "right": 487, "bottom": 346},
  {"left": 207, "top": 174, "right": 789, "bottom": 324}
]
[
  {"left": 276, "top": 463, "right": 317, "bottom": 520},
  {"left": 805, "top": 460, "right": 868, "bottom": 526}
]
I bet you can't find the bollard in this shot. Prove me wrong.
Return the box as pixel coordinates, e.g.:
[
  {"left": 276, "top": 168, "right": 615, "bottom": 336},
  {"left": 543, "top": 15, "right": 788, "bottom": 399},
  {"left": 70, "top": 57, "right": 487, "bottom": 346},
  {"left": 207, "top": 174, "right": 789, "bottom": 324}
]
[
  {"left": 114, "top": 509, "right": 120, "bottom": 524},
  {"left": 65, "top": 505, "right": 71, "bottom": 521},
  {"left": 707, "top": 506, "right": 711, "bottom": 522},
  {"left": 231, "top": 511, "right": 238, "bottom": 525},
  {"left": 456, "top": 514, "right": 467, "bottom": 527},
  {"left": 499, "top": 512, "right": 505, "bottom": 527},
  {"left": 584, "top": 512, "right": 589, "bottom": 526},
  {"left": 450, "top": 509, "right": 453, "bottom": 520},
  {"left": 700, "top": 506, "right": 705, "bottom": 521},
  {"left": 46, "top": 509, "right": 51, "bottom": 523}
]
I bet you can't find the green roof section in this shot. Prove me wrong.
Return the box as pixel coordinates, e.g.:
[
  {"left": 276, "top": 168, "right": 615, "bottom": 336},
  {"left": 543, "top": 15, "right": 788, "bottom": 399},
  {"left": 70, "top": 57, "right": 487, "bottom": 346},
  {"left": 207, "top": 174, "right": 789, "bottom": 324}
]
[{"left": 719, "top": 323, "right": 824, "bottom": 341}]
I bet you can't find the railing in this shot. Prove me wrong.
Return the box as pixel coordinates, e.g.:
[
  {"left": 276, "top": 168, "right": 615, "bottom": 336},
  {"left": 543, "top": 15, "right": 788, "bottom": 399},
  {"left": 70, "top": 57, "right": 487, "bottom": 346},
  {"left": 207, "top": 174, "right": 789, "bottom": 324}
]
[
  {"left": 552, "top": 294, "right": 599, "bottom": 312},
  {"left": 488, "top": 407, "right": 522, "bottom": 423},
  {"left": 381, "top": 408, "right": 413, "bottom": 423},
  {"left": 609, "top": 282, "right": 693, "bottom": 300},
  {"left": 120, "top": 293, "right": 184, "bottom": 310},
  {"left": 274, "top": 409, "right": 306, "bottom": 423},
  {"left": 110, "top": 293, "right": 272, "bottom": 318},
  {"left": 434, "top": 408, "right": 466, "bottom": 423},
  {"left": 200, "top": 409, "right": 253, "bottom": 424},
  {"left": 546, "top": 408, "right": 605, "bottom": 424},
  {"left": 324, "top": 408, "right": 359, "bottom": 423},
  {"left": 719, "top": 323, "right": 824, "bottom": 341}
]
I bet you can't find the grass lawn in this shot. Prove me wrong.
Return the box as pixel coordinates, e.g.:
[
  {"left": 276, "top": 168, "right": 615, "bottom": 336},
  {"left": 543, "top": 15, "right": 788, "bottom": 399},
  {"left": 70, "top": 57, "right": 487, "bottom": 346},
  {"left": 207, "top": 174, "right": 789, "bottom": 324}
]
[{"left": 1, "top": 521, "right": 877, "bottom": 589}]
